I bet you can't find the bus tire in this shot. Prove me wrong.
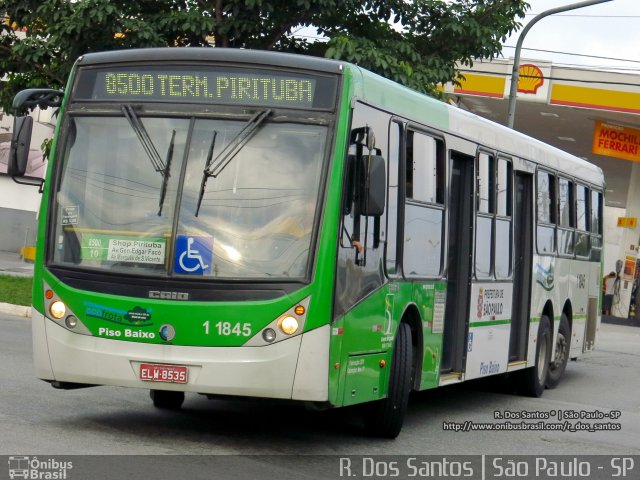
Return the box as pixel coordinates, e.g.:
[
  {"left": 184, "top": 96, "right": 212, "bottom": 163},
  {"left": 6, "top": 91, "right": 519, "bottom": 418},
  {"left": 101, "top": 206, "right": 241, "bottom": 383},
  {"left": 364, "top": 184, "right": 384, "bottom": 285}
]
[
  {"left": 150, "top": 389, "right": 185, "bottom": 410},
  {"left": 519, "top": 315, "right": 551, "bottom": 397},
  {"left": 546, "top": 313, "right": 570, "bottom": 389},
  {"left": 364, "top": 322, "right": 412, "bottom": 438}
]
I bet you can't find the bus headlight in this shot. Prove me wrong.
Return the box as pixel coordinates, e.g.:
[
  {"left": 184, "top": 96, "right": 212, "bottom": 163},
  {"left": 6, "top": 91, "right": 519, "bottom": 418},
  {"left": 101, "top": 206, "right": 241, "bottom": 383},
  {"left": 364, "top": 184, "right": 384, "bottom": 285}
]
[
  {"left": 243, "top": 296, "right": 310, "bottom": 346},
  {"left": 42, "top": 281, "right": 92, "bottom": 336},
  {"left": 49, "top": 300, "right": 66, "bottom": 319},
  {"left": 278, "top": 315, "right": 299, "bottom": 335}
]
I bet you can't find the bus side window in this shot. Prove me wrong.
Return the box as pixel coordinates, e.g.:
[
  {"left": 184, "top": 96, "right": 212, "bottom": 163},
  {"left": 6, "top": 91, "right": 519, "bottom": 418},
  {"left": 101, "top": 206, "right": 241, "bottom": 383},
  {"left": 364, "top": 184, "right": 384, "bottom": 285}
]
[
  {"left": 475, "top": 152, "right": 494, "bottom": 279},
  {"left": 474, "top": 154, "right": 512, "bottom": 280},
  {"left": 590, "top": 189, "right": 603, "bottom": 261},
  {"left": 341, "top": 128, "right": 385, "bottom": 257},
  {"left": 386, "top": 121, "right": 401, "bottom": 275},
  {"left": 557, "top": 177, "right": 575, "bottom": 256},
  {"left": 339, "top": 103, "right": 389, "bottom": 267},
  {"left": 495, "top": 157, "right": 512, "bottom": 279},
  {"left": 334, "top": 102, "right": 390, "bottom": 317},
  {"left": 403, "top": 130, "right": 445, "bottom": 278},
  {"left": 536, "top": 170, "right": 556, "bottom": 255},
  {"left": 408, "top": 132, "right": 443, "bottom": 204},
  {"left": 575, "top": 183, "right": 590, "bottom": 257}
]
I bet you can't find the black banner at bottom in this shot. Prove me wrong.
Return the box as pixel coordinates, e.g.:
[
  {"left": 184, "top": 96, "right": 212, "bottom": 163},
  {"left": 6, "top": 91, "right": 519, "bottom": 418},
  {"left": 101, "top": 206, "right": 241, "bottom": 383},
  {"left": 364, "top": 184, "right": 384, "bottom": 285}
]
[{"left": 2, "top": 455, "right": 638, "bottom": 480}]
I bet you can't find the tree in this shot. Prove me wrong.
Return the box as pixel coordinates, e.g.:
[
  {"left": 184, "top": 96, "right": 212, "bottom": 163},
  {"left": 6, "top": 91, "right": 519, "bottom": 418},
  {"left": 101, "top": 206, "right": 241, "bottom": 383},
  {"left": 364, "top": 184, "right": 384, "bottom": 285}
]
[{"left": 0, "top": 1, "right": 529, "bottom": 112}]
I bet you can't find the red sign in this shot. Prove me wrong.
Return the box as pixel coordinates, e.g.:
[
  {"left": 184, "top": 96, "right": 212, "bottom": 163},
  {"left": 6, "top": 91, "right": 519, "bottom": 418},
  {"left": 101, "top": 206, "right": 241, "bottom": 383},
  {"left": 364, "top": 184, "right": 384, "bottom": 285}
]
[{"left": 593, "top": 121, "right": 640, "bottom": 162}]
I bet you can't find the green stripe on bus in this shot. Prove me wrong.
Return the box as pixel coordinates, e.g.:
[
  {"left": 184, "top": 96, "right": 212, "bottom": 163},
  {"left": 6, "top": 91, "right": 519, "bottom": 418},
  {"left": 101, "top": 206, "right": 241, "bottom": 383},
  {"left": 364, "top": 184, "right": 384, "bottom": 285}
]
[{"left": 469, "top": 319, "right": 512, "bottom": 327}]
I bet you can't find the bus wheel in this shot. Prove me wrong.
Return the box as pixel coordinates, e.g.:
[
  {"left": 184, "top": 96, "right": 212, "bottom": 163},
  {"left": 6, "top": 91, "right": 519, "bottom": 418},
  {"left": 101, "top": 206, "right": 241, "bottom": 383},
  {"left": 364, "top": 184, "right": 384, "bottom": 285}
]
[
  {"left": 364, "top": 322, "right": 412, "bottom": 438},
  {"left": 150, "top": 390, "right": 185, "bottom": 410},
  {"left": 546, "top": 313, "right": 570, "bottom": 389},
  {"left": 519, "top": 315, "right": 551, "bottom": 397}
]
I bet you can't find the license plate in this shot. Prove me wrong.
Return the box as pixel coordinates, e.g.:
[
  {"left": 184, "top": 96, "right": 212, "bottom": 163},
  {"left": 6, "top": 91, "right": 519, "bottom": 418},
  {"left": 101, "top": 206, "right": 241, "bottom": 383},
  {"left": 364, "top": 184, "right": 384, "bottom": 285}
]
[{"left": 140, "top": 363, "right": 188, "bottom": 384}]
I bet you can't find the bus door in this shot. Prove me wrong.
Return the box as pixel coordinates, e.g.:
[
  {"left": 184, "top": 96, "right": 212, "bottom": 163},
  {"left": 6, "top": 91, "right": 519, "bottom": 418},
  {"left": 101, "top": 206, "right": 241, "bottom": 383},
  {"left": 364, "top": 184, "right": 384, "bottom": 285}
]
[
  {"left": 509, "top": 171, "right": 533, "bottom": 361},
  {"left": 440, "top": 152, "right": 474, "bottom": 375},
  {"left": 463, "top": 154, "right": 517, "bottom": 381}
]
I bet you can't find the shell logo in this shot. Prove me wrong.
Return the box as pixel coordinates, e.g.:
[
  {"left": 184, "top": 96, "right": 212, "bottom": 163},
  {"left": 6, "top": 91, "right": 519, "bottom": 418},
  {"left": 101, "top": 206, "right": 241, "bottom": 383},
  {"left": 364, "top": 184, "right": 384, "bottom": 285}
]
[{"left": 517, "top": 64, "right": 544, "bottom": 94}]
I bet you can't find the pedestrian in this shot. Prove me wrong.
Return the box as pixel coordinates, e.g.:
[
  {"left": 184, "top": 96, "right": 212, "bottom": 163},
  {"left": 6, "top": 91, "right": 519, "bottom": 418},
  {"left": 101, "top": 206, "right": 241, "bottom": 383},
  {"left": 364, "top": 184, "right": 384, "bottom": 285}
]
[{"left": 603, "top": 271, "right": 616, "bottom": 316}]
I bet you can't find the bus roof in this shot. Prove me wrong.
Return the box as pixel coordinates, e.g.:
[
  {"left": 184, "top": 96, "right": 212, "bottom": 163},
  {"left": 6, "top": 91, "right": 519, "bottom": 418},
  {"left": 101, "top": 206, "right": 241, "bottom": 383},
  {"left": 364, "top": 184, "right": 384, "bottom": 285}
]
[
  {"left": 347, "top": 64, "right": 604, "bottom": 187},
  {"left": 76, "top": 47, "right": 345, "bottom": 75}
]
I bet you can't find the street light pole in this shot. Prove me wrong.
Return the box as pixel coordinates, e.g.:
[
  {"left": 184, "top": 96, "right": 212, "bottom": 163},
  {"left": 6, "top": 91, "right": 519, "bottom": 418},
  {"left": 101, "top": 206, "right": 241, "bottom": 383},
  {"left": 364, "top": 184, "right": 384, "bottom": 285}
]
[{"left": 506, "top": 0, "right": 613, "bottom": 129}]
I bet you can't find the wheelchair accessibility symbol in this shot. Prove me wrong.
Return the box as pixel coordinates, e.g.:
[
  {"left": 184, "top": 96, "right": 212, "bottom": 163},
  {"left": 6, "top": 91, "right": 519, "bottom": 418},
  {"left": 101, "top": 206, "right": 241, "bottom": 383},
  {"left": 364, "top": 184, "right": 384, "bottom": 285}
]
[{"left": 174, "top": 235, "right": 213, "bottom": 275}]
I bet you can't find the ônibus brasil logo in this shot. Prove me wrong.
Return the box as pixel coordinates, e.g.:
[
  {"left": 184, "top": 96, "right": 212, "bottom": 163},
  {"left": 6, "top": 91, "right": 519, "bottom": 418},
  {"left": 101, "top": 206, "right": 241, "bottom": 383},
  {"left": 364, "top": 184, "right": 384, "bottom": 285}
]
[{"left": 8, "top": 456, "right": 73, "bottom": 479}]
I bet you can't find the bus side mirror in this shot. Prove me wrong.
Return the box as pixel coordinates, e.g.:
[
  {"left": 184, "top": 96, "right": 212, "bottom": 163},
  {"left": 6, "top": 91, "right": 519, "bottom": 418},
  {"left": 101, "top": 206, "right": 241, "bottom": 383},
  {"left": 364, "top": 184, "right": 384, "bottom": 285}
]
[
  {"left": 360, "top": 154, "right": 385, "bottom": 216},
  {"left": 8, "top": 115, "right": 33, "bottom": 177}
]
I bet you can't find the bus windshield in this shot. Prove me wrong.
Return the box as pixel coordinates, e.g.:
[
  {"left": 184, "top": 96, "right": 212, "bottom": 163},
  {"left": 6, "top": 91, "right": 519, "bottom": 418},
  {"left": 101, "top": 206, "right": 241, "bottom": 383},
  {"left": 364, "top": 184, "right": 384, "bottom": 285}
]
[{"left": 51, "top": 114, "right": 328, "bottom": 280}]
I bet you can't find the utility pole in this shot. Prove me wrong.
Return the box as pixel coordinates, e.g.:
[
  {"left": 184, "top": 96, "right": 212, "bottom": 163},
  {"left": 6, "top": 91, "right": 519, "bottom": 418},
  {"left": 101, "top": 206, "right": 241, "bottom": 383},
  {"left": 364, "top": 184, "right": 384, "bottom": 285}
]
[{"left": 506, "top": 0, "right": 614, "bottom": 129}]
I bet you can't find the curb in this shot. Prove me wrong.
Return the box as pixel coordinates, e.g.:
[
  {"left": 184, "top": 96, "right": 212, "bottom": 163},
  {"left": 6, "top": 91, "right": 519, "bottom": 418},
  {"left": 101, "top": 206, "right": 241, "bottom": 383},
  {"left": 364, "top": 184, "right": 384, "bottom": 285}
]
[
  {"left": 0, "top": 302, "right": 32, "bottom": 318},
  {"left": 601, "top": 315, "right": 640, "bottom": 328}
]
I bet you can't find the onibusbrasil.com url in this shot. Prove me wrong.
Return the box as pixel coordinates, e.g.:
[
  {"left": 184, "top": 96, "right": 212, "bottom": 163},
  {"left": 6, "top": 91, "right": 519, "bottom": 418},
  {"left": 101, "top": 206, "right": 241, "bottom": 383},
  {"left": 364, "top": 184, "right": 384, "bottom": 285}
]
[{"left": 442, "top": 420, "right": 622, "bottom": 432}]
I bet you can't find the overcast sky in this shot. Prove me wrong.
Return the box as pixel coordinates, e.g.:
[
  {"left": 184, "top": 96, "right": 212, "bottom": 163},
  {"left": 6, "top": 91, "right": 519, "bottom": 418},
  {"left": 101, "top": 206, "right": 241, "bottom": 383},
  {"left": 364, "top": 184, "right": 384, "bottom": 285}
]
[
  {"left": 502, "top": 0, "right": 640, "bottom": 72},
  {"left": 295, "top": 1, "right": 639, "bottom": 73}
]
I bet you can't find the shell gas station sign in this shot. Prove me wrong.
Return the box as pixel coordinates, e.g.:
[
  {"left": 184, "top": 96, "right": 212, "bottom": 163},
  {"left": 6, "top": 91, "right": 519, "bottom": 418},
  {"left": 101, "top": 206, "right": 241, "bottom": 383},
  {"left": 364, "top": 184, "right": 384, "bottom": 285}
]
[
  {"left": 445, "top": 58, "right": 640, "bottom": 116},
  {"left": 449, "top": 61, "right": 552, "bottom": 103},
  {"left": 592, "top": 121, "right": 640, "bottom": 163},
  {"left": 517, "top": 64, "right": 545, "bottom": 95}
]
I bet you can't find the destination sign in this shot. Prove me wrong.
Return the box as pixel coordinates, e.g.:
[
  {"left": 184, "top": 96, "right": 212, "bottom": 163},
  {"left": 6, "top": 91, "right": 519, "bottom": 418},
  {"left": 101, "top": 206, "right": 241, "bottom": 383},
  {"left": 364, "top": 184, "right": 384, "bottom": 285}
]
[{"left": 74, "top": 66, "right": 337, "bottom": 109}]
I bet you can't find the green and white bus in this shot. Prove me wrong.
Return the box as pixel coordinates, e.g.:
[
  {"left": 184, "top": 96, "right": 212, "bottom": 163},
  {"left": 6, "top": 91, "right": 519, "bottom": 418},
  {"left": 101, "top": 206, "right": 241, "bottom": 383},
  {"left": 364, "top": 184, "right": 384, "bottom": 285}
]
[{"left": 9, "top": 48, "right": 604, "bottom": 437}]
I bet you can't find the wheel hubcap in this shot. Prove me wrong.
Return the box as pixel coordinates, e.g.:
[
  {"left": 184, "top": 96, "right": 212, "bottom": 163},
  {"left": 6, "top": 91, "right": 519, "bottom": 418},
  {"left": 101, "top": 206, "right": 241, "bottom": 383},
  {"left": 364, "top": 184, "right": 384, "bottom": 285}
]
[
  {"left": 537, "top": 338, "right": 547, "bottom": 382},
  {"left": 552, "top": 333, "right": 567, "bottom": 369}
]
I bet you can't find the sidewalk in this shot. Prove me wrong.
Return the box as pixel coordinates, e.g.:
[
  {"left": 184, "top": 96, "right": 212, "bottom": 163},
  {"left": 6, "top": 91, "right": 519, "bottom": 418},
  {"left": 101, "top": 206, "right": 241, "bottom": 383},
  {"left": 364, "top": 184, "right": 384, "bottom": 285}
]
[
  {"left": 0, "top": 250, "right": 33, "bottom": 318},
  {"left": 601, "top": 314, "right": 640, "bottom": 328}
]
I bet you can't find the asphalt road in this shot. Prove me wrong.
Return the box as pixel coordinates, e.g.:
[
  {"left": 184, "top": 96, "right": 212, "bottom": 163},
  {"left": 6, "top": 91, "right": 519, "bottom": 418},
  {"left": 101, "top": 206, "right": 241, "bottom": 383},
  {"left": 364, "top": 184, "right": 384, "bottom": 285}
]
[{"left": 1, "top": 313, "right": 639, "bottom": 479}]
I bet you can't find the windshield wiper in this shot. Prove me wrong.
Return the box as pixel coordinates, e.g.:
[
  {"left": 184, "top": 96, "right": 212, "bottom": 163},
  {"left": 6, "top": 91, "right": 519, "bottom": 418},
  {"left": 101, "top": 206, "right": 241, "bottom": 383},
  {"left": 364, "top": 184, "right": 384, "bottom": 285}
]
[
  {"left": 158, "top": 129, "right": 176, "bottom": 216},
  {"left": 195, "top": 109, "right": 271, "bottom": 217},
  {"left": 121, "top": 104, "right": 165, "bottom": 173},
  {"left": 122, "top": 105, "right": 177, "bottom": 217},
  {"left": 195, "top": 130, "right": 217, "bottom": 217}
]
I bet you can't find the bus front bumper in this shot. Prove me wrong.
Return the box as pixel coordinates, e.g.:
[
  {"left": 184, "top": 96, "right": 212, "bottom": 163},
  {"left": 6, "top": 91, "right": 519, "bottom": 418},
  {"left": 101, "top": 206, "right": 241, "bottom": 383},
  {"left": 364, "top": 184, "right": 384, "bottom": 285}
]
[{"left": 32, "top": 310, "right": 329, "bottom": 401}]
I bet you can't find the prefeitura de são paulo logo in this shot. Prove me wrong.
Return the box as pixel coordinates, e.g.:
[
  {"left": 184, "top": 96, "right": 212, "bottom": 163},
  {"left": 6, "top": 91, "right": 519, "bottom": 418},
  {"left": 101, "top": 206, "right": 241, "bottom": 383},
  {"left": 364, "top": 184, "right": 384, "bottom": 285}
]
[{"left": 8, "top": 456, "right": 73, "bottom": 479}]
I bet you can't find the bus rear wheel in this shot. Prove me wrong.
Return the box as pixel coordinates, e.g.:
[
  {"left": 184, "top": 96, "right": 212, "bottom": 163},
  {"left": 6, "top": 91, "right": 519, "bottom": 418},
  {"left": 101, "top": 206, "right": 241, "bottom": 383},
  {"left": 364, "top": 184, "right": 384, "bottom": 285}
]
[
  {"left": 150, "top": 390, "right": 185, "bottom": 410},
  {"left": 546, "top": 313, "right": 570, "bottom": 389},
  {"left": 363, "top": 322, "right": 412, "bottom": 438},
  {"left": 519, "top": 315, "right": 551, "bottom": 397}
]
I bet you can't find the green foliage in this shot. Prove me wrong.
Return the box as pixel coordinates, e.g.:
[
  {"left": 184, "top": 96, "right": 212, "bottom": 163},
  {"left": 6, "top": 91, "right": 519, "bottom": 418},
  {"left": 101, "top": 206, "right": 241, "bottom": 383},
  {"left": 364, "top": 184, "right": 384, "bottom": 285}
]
[
  {"left": 0, "top": 275, "right": 33, "bottom": 306},
  {"left": 1, "top": 1, "right": 529, "bottom": 111}
]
